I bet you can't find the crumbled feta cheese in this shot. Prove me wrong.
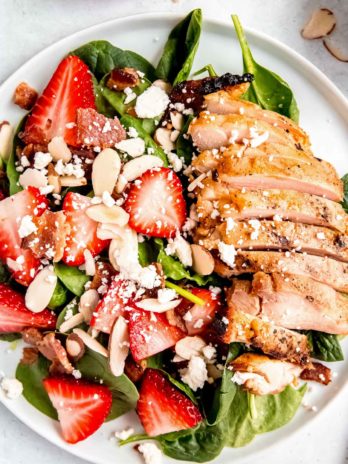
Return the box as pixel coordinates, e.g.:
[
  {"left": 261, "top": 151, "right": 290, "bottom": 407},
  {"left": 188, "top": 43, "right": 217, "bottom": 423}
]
[
  {"left": 135, "top": 86, "right": 170, "bottom": 118},
  {"left": 20, "top": 156, "right": 30, "bottom": 167},
  {"left": 72, "top": 369, "right": 82, "bottom": 380},
  {"left": 165, "top": 233, "right": 192, "bottom": 267},
  {"left": 248, "top": 219, "right": 261, "bottom": 240},
  {"left": 218, "top": 242, "right": 237, "bottom": 267},
  {"left": 1, "top": 378, "right": 23, "bottom": 399},
  {"left": 231, "top": 371, "right": 264, "bottom": 386},
  {"left": 180, "top": 356, "right": 208, "bottom": 391},
  {"left": 18, "top": 215, "right": 37, "bottom": 238},
  {"left": 183, "top": 310, "right": 193, "bottom": 322},
  {"left": 123, "top": 87, "right": 137, "bottom": 104},
  {"left": 167, "top": 152, "right": 183, "bottom": 172},
  {"left": 273, "top": 214, "right": 283, "bottom": 222},
  {"left": 202, "top": 345, "right": 217, "bottom": 362},
  {"left": 157, "top": 288, "right": 177, "bottom": 304},
  {"left": 127, "top": 127, "right": 138, "bottom": 138},
  {"left": 316, "top": 232, "right": 325, "bottom": 240},
  {"left": 102, "top": 191, "right": 116, "bottom": 207},
  {"left": 225, "top": 217, "right": 236, "bottom": 232},
  {"left": 249, "top": 129, "right": 269, "bottom": 148},
  {"left": 138, "top": 443, "right": 162, "bottom": 464},
  {"left": 34, "top": 151, "right": 52, "bottom": 170},
  {"left": 114, "top": 427, "right": 135, "bottom": 440}
]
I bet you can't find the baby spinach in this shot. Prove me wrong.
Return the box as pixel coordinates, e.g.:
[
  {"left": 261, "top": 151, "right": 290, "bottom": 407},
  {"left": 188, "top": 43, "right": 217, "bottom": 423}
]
[
  {"left": 0, "top": 333, "right": 21, "bottom": 342},
  {"left": 193, "top": 64, "right": 218, "bottom": 77},
  {"left": 176, "top": 115, "right": 195, "bottom": 165},
  {"left": 48, "top": 279, "right": 68, "bottom": 310},
  {"left": 6, "top": 117, "right": 25, "bottom": 195},
  {"left": 156, "top": 9, "right": 202, "bottom": 85},
  {"left": 0, "top": 261, "right": 10, "bottom": 283},
  {"left": 16, "top": 353, "right": 58, "bottom": 420},
  {"left": 71, "top": 40, "right": 156, "bottom": 81},
  {"left": 54, "top": 263, "right": 89, "bottom": 297},
  {"left": 306, "top": 331, "right": 344, "bottom": 362},
  {"left": 341, "top": 174, "right": 348, "bottom": 213},
  {"left": 56, "top": 298, "right": 78, "bottom": 330},
  {"left": 231, "top": 15, "right": 299, "bottom": 122},
  {"left": 76, "top": 348, "right": 139, "bottom": 421}
]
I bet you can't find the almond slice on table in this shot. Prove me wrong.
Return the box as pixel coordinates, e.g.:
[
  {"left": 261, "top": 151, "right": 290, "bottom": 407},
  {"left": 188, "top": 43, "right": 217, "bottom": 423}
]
[
  {"left": 190, "top": 244, "right": 215, "bottom": 276},
  {"left": 109, "top": 316, "right": 129, "bottom": 376},
  {"left": 135, "top": 298, "right": 182, "bottom": 313},
  {"left": 116, "top": 155, "right": 164, "bottom": 193},
  {"left": 59, "top": 313, "right": 85, "bottom": 333},
  {"left": 79, "top": 289, "right": 100, "bottom": 323},
  {"left": 86, "top": 204, "right": 129, "bottom": 225},
  {"left": 175, "top": 336, "right": 206, "bottom": 360},
  {"left": 92, "top": 148, "right": 121, "bottom": 196},
  {"left": 73, "top": 328, "right": 108, "bottom": 357},
  {"left": 301, "top": 8, "right": 336, "bottom": 39},
  {"left": 323, "top": 39, "right": 348, "bottom": 62},
  {"left": 25, "top": 266, "right": 57, "bottom": 313}
]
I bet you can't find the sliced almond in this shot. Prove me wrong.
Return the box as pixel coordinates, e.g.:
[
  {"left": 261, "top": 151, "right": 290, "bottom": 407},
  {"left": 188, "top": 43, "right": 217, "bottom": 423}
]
[
  {"left": 109, "top": 316, "right": 129, "bottom": 376},
  {"left": 59, "top": 313, "right": 84, "bottom": 333},
  {"left": 175, "top": 336, "right": 206, "bottom": 360},
  {"left": 86, "top": 204, "right": 129, "bottom": 226},
  {"left": 187, "top": 173, "right": 207, "bottom": 192},
  {"left": 323, "top": 39, "right": 348, "bottom": 62},
  {"left": 92, "top": 148, "right": 121, "bottom": 196},
  {"left": 60, "top": 176, "right": 87, "bottom": 187},
  {"left": 73, "top": 328, "right": 108, "bottom": 357},
  {"left": 109, "top": 238, "right": 121, "bottom": 271},
  {"left": 47, "top": 163, "right": 61, "bottom": 194},
  {"left": 25, "top": 266, "right": 57, "bottom": 313},
  {"left": 135, "top": 298, "right": 181, "bottom": 313},
  {"left": 66, "top": 333, "right": 85, "bottom": 360},
  {"left": 191, "top": 244, "right": 215, "bottom": 276},
  {"left": 154, "top": 128, "right": 175, "bottom": 152},
  {"left": 0, "top": 122, "right": 13, "bottom": 162},
  {"left": 301, "top": 8, "right": 336, "bottom": 39},
  {"left": 115, "top": 138, "right": 145, "bottom": 158},
  {"left": 48, "top": 136, "right": 72, "bottom": 163},
  {"left": 19, "top": 168, "right": 48, "bottom": 189},
  {"left": 97, "top": 223, "right": 124, "bottom": 240},
  {"left": 170, "top": 130, "right": 180, "bottom": 143},
  {"left": 79, "top": 289, "right": 100, "bottom": 322},
  {"left": 116, "top": 155, "right": 164, "bottom": 193},
  {"left": 107, "top": 224, "right": 139, "bottom": 272},
  {"left": 83, "top": 249, "right": 96, "bottom": 276},
  {"left": 170, "top": 111, "right": 184, "bottom": 131},
  {"left": 153, "top": 79, "right": 172, "bottom": 94}
]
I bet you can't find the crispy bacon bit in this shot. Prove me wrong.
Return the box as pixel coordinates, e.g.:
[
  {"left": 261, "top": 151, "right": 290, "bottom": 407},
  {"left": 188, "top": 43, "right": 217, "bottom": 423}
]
[
  {"left": 37, "top": 332, "right": 74, "bottom": 375},
  {"left": 20, "top": 347, "right": 39, "bottom": 365},
  {"left": 13, "top": 82, "right": 38, "bottom": 110},
  {"left": 124, "top": 355, "right": 145, "bottom": 382},
  {"left": 70, "top": 147, "right": 96, "bottom": 178},
  {"left": 106, "top": 67, "right": 140, "bottom": 91},
  {"left": 89, "top": 261, "right": 115, "bottom": 290},
  {"left": 300, "top": 361, "right": 332, "bottom": 385},
  {"left": 22, "top": 210, "right": 69, "bottom": 262},
  {"left": 22, "top": 327, "right": 43, "bottom": 345},
  {"left": 166, "top": 309, "right": 187, "bottom": 332},
  {"left": 17, "top": 142, "right": 48, "bottom": 160},
  {"left": 76, "top": 108, "right": 126, "bottom": 148}
]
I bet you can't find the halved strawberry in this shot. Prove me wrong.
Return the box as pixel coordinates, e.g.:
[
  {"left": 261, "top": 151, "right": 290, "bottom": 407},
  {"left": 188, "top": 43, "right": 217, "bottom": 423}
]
[
  {"left": 137, "top": 369, "right": 202, "bottom": 436},
  {"left": 127, "top": 305, "right": 185, "bottom": 362},
  {"left": 23, "top": 55, "right": 95, "bottom": 146},
  {"left": 0, "top": 283, "right": 56, "bottom": 333},
  {"left": 62, "top": 192, "right": 109, "bottom": 266},
  {"left": 178, "top": 288, "right": 221, "bottom": 335},
  {"left": 43, "top": 377, "right": 112, "bottom": 444},
  {"left": 0, "top": 187, "right": 48, "bottom": 286},
  {"left": 90, "top": 277, "right": 134, "bottom": 334},
  {"left": 124, "top": 167, "right": 186, "bottom": 238}
]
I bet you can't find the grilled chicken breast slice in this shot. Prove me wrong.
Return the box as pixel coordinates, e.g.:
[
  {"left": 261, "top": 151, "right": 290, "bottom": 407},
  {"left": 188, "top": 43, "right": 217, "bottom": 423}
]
[{"left": 214, "top": 251, "right": 348, "bottom": 293}]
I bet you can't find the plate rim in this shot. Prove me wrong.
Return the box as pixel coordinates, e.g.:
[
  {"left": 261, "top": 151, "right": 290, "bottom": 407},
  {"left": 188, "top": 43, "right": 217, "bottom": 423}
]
[{"left": 1, "top": 11, "right": 348, "bottom": 464}]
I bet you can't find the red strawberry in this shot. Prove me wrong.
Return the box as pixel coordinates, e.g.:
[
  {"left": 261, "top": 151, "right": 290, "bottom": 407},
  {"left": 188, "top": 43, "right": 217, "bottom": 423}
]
[
  {"left": 23, "top": 55, "right": 95, "bottom": 146},
  {"left": 127, "top": 306, "right": 184, "bottom": 362},
  {"left": 43, "top": 377, "right": 112, "bottom": 444},
  {"left": 178, "top": 288, "right": 221, "bottom": 335},
  {"left": 62, "top": 192, "right": 109, "bottom": 266},
  {"left": 90, "top": 277, "right": 134, "bottom": 334},
  {"left": 0, "top": 187, "right": 48, "bottom": 286},
  {"left": 0, "top": 283, "right": 56, "bottom": 333},
  {"left": 124, "top": 167, "right": 186, "bottom": 238},
  {"left": 137, "top": 369, "right": 202, "bottom": 436}
]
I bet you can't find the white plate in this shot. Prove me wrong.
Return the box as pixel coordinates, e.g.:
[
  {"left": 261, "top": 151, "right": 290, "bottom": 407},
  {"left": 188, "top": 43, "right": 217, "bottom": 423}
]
[{"left": 1, "top": 12, "right": 348, "bottom": 464}]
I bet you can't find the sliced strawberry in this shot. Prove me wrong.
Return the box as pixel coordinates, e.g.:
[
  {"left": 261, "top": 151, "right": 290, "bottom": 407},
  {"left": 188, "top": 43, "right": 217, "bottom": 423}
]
[
  {"left": 137, "top": 369, "right": 202, "bottom": 436},
  {"left": 43, "top": 377, "right": 112, "bottom": 444},
  {"left": 62, "top": 192, "right": 109, "bottom": 266},
  {"left": 127, "top": 305, "right": 185, "bottom": 362},
  {"left": 178, "top": 288, "right": 222, "bottom": 335},
  {"left": 0, "top": 283, "right": 56, "bottom": 333},
  {"left": 23, "top": 55, "right": 95, "bottom": 146},
  {"left": 90, "top": 277, "right": 135, "bottom": 334},
  {"left": 124, "top": 167, "right": 186, "bottom": 238},
  {"left": 0, "top": 187, "right": 48, "bottom": 286}
]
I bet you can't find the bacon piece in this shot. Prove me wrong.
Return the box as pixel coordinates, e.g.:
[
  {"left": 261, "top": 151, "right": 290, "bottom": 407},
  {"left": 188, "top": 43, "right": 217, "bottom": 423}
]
[
  {"left": 37, "top": 332, "right": 74, "bottom": 375},
  {"left": 22, "top": 327, "right": 44, "bottom": 345},
  {"left": 20, "top": 347, "right": 39, "bottom": 365},
  {"left": 106, "top": 67, "right": 140, "bottom": 91},
  {"left": 300, "top": 362, "right": 332, "bottom": 385},
  {"left": 13, "top": 82, "right": 38, "bottom": 110}
]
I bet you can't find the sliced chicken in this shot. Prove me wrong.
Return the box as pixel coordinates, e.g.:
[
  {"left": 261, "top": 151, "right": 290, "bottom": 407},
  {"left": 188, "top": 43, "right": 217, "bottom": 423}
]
[
  {"left": 196, "top": 220, "right": 348, "bottom": 262},
  {"left": 216, "top": 152, "right": 343, "bottom": 202},
  {"left": 230, "top": 353, "right": 302, "bottom": 395},
  {"left": 196, "top": 182, "right": 347, "bottom": 233},
  {"left": 204, "top": 90, "right": 309, "bottom": 148},
  {"left": 189, "top": 113, "right": 300, "bottom": 151},
  {"left": 218, "top": 303, "right": 310, "bottom": 365},
  {"left": 228, "top": 273, "right": 348, "bottom": 334}
]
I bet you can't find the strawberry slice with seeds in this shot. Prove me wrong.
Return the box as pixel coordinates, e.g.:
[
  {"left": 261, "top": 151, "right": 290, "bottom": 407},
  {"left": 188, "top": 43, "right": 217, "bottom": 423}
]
[
  {"left": 137, "top": 369, "right": 202, "bottom": 436},
  {"left": 127, "top": 305, "right": 185, "bottom": 362},
  {"left": 23, "top": 55, "right": 95, "bottom": 146},
  {"left": 0, "top": 186, "right": 48, "bottom": 286},
  {"left": 124, "top": 167, "right": 187, "bottom": 238},
  {"left": 62, "top": 192, "right": 109, "bottom": 266},
  {"left": 178, "top": 288, "right": 222, "bottom": 335},
  {"left": 0, "top": 283, "right": 56, "bottom": 333},
  {"left": 43, "top": 377, "right": 112, "bottom": 444},
  {"left": 90, "top": 277, "right": 135, "bottom": 334}
]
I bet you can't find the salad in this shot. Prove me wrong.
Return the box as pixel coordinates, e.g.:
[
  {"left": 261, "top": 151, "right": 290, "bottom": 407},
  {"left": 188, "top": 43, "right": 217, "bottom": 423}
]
[{"left": 0, "top": 9, "right": 347, "bottom": 464}]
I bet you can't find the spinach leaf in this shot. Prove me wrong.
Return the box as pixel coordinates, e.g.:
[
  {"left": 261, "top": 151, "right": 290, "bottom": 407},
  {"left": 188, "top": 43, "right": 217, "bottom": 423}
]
[
  {"left": 138, "top": 240, "right": 158, "bottom": 267},
  {"left": 193, "top": 64, "right": 218, "bottom": 77},
  {"left": 6, "top": 117, "right": 26, "bottom": 195},
  {"left": 120, "top": 115, "right": 168, "bottom": 165},
  {"left": 306, "top": 331, "right": 344, "bottom": 362},
  {"left": 232, "top": 15, "right": 299, "bottom": 122},
  {"left": 56, "top": 298, "right": 78, "bottom": 330},
  {"left": 176, "top": 115, "right": 195, "bottom": 165},
  {"left": 77, "top": 348, "right": 139, "bottom": 421},
  {"left": 48, "top": 279, "right": 68, "bottom": 310},
  {"left": 16, "top": 354, "right": 58, "bottom": 420},
  {"left": 54, "top": 263, "right": 89, "bottom": 297},
  {"left": 156, "top": 9, "right": 202, "bottom": 85},
  {"left": 0, "top": 333, "right": 21, "bottom": 342},
  {"left": 0, "top": 261, "right": 10, "bottom": 283},
  {"left": 71, "top": 41, "right": 156, "bottom": 81},
  {"left": 341, "top": 174, "right": 348, "bottom": 213}
]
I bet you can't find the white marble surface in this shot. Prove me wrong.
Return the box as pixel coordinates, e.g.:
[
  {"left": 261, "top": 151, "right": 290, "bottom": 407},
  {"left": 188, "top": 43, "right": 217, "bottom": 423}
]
[{"left": 0, "top": 0, "right": 347, "bottom": 463}]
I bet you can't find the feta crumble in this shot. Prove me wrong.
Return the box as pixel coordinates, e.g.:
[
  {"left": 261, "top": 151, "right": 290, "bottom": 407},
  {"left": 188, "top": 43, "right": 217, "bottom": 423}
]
[
  {"left": 18, "top": 215, "right": 37, "bottom": 238},
  {"left": 114, "top": 427, "right": 134, "bottom": 440},
  {"left": 180, "top": 356, "right": 208, "bottom": 391},
  {"left": 218, "top": 242, "right": 237, "bottom": 267},
  {"left": 135, "top": 86, "right": 170, "bottom": 118},
  {"left": 138, "top": 443, "right": 162, "bottom": 464},
  {"left": 1, "top": 378, "right": 23, "bottom": 399}
]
